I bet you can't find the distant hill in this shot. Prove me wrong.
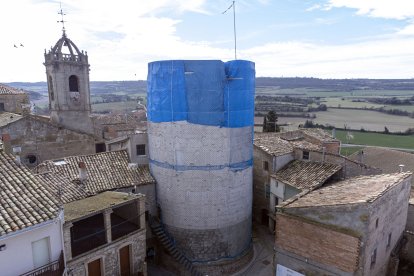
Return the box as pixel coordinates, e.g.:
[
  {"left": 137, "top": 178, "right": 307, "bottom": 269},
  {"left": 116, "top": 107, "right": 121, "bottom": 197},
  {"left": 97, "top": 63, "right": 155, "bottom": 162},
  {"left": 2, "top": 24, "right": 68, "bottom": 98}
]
[
  {"left": 5, "top": 78, "right": 414, "bottom": 96},
  {"left": 255, "top": 77, "right": 414, "bottom": 91}
]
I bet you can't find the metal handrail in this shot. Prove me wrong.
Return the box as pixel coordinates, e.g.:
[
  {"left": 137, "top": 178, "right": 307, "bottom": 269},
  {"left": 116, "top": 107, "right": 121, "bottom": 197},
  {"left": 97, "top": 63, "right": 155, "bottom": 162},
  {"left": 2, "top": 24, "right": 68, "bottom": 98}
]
[{"left": 20, "top": 251, "right": 64, "bottom": 276}]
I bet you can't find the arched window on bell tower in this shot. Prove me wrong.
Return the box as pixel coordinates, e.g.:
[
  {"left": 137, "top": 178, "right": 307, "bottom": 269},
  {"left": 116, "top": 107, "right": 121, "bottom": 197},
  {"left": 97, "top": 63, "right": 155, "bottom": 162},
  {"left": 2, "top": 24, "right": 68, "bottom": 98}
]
[{"left": 69, "top": 75, "right": 79, "bottom": 92}]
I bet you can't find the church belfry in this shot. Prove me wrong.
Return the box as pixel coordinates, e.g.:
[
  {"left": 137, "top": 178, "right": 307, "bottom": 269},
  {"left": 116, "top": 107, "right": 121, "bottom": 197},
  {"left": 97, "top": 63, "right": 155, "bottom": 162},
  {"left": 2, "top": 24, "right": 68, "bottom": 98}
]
[{"left": 44, "top": 31, "right": 93, "bottom": 134}]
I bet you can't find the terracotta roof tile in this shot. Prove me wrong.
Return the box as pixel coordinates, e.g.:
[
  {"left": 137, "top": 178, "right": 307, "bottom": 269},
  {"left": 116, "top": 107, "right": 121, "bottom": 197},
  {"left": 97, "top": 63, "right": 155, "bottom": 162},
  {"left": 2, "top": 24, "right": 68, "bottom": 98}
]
[
  {"left": 35, "top": 150, "right": 154, "bottom": 203},
  {"left": 0, "top": 151, "right": 59, "bottom": 236},
  {"left": 0, "top": 84, "right": 27, "bottom": 95},
  {"left": 273, "top": 160, "right": 342, "bottom": 190},
  {"left": 285, "top": 172, "right": 412, "bottom": 208}
]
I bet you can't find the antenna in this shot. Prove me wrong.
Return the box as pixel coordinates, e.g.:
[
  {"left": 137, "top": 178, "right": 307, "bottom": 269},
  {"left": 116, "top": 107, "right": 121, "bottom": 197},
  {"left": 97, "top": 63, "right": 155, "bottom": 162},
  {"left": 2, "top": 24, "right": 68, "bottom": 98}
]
[
  {"left": 222, "top": 1, "right": 237, "bottom": 60},
  {"left": 57, "top": 2, "right": 66, "bottom": 35}
]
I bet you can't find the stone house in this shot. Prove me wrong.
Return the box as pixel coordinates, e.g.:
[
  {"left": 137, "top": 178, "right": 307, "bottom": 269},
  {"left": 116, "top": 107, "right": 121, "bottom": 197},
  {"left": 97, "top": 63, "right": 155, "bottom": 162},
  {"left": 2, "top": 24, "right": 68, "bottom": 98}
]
[
  {"left": 268, "top": 160, "right": 342, "bottom": 231},
  {"left": 253, "top": 129, "right": 380, "bottom": 228},
  {"left": 0, "top": 83, "right": 30, "bottom": 114},
  {"left": 35, "top": 150, "right": 156, "bottom": 215},
  {"left": 0, "top": 149, "right": 64, "bottom": 276},
  {"left": 275, "top": 172, "right": 412, "bottom": 276},
  {"left": 0, "top": 114, "right": 96, "bottom": 167},
  {"left": 63, "top": 191, "right": 147, "bottom": 276},
  {"left": 106, "top": 131, "right": 149, "bottom": 165}
]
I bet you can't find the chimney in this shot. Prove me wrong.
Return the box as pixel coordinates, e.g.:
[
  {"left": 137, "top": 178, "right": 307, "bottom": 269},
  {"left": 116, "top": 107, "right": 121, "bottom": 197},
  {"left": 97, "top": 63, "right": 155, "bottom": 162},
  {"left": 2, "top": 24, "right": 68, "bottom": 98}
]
[
  {"left": 322, "top": 147, "right": 326, "bottom": 162},
  {"left": 78, "top": 161, "right": 88, "bottom": 182},
  {"left": 399, "top": 164, "right": 405, "bottom": 173},
  {"left": 1, "top": 134, "right": 12, "bottom": 154},
  {"left": 12, "top": 146, "right": 22, "bottom": 165}
]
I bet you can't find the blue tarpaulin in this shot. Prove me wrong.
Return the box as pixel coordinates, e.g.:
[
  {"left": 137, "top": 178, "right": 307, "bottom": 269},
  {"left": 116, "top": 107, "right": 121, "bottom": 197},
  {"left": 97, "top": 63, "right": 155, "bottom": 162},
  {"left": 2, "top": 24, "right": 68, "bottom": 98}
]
[{"left": 147, "top": 60, "right": 255, "bottom": 128}]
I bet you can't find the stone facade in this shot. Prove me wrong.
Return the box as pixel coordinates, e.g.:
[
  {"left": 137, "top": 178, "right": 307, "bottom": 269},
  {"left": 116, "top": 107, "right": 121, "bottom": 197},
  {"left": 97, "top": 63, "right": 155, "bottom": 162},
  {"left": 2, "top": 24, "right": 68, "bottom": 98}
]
[
  {"left": 253, "top": 146, "right": 293, "bottom": 225},
  {"left": 0, "top": 116, "right": 95, "bottom": 167},
  {"left": 0, "top": 93, "right": 29, "bottom": 114},
  {"left": 275, "top": 173, "right": 412, "bottom": 276},
  {"left": 44, "top": 32, "right": 93, "bottom": 135},
  {"left": 64, "top": 192, "right": 147, "bottom": 276},
  {"left": 106, "top": 132, "right": 149, "bottom": 165}
]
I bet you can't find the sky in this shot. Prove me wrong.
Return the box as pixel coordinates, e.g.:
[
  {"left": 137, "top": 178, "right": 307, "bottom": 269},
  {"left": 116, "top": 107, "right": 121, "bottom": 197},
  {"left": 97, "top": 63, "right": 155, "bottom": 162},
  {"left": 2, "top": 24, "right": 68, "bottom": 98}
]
[{"left": 1, "top": 0, "right": 414, "bottom": 82}]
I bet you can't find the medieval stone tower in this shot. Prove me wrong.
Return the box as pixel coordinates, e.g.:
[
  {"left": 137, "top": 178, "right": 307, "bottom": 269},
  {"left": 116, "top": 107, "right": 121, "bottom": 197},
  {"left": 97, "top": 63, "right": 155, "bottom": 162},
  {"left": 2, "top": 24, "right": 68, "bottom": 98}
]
[{"left": 44, "top": 31, "right": 93, "bottom": 134}]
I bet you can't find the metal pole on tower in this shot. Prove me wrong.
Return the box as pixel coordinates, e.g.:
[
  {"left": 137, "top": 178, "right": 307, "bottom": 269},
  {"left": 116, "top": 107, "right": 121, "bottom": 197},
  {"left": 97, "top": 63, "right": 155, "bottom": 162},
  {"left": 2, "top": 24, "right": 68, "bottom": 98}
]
[{"left": 233, "top": 1, "right": 237, "bottom": 60}]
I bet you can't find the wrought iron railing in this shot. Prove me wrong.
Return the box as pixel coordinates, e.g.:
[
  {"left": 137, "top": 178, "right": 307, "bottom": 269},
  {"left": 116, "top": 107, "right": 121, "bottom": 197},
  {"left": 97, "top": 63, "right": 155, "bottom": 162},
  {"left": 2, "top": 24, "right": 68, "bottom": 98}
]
[{"left": 20, "top": 251, "right": 64, "bottom": 276}]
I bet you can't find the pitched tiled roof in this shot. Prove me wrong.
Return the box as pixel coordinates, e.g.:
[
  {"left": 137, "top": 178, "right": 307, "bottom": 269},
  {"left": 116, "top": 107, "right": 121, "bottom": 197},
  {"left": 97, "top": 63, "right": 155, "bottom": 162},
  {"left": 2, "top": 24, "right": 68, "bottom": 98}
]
[
  {"left": 0, "top": 112, "right": 23, "bottom": 127},
  {"left": 285, "top": 172, "right": 412, "bottom": 208},
  {"left": 0, "top": 151, "right": 59, "bottom": 236},
  {"left": 273, "top": 160, "right": 342, "bottom": 190},
  {"left": 300, "top": 128, "right": 337, "bottom": 142},
  {"left": 254, "top": 134, "right": 293, "bottom": 156},
  {"left": 253, "top": 128, "right": 336, "bottom": 156},
  {"left": 35, "top": 150, "right": 154, "bottom": 203},
  {"left": 35, "top": 172, "right": 94, "bottom": 204},
  {"left": 349, "top": 147, "right": 414, "bottom": 174},
  {"left": 0, "top": 83, "right": 26, "bottom": 95}
]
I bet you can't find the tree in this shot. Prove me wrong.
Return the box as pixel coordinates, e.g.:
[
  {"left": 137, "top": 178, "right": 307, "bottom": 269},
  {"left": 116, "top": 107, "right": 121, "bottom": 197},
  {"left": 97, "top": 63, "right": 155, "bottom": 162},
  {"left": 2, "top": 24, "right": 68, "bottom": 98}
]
[
  {"left": 263, "top": 111, "right": 280, "bottom": 132},
  {"left": 384, "top": 126, "right": 390, "bottom": 134}
]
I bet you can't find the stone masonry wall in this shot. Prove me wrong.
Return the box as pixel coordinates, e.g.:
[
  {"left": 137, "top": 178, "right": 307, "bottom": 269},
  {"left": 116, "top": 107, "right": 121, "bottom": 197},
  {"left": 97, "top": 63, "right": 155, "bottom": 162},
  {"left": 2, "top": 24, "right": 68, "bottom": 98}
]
[
  {"left": 0, "top": 94, "right": 29, "bottom": 114},
  {"left": 275, "top": 213, "right": 360, "bottom": 274},
  {"left": 66, "top": 229, "right": 146, "bottom": 276},
  {"left": 0, "top": 117, "right": 95, "bottom": 166}
]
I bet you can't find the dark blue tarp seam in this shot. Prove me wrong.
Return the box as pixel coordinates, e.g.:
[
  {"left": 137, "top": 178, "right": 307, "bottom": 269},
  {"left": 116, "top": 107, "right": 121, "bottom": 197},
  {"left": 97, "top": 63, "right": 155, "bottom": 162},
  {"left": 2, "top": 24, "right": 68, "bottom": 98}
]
[{"left": 149, "top": 158, "right": 253, "bottom": 171}]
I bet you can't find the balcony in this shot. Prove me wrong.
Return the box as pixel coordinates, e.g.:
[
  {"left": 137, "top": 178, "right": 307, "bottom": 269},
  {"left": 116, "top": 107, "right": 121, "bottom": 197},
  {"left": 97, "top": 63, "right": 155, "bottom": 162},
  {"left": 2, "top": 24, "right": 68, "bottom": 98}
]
[{"left": 20, "top": 251, "right": 64, "bottom": 276}]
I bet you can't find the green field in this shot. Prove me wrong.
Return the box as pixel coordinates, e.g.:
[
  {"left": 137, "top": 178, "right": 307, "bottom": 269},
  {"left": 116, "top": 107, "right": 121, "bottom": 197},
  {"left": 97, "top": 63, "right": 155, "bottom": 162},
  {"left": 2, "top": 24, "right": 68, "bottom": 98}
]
[
  {"left": 92, "top": 101, "right": 138, "bottom": 112},
  {"left": 335, "top": 130, "right": 414, "bottom": 149},
  {"left": 314, "top": 109, "right": 414, "bottom": 132}
]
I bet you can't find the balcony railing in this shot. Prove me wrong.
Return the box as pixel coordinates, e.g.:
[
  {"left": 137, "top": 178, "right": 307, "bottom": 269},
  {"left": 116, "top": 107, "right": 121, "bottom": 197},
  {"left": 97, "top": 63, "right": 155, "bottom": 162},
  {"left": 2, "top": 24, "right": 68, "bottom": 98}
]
[{"left": 20, "top": 251, "right": 64, "bottom": 276}]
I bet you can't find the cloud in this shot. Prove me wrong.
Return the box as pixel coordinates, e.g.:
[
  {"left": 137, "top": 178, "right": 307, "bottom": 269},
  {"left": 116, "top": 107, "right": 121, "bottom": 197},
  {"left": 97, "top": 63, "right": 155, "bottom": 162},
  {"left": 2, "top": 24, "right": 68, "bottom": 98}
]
[
  {"left": 326, "top": 0, "right": 414, "bottom": 20},
  {"left": 306, "top": 4, "right": 322, "bottom": 12},
  {"left": 242, "top": 36, "right": 414, "bottom": 78}
]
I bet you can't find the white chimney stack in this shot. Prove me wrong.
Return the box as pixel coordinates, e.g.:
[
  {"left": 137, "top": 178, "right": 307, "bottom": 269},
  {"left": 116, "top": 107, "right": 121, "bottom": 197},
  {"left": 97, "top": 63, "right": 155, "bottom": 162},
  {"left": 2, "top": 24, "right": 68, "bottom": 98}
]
[
  {"left": 78, "top": 161, "right": 88, "bottom": 182},
  {"left": 399, "top": 164, "right": 405, "bottom": 173},
  {"left": 12, "top": 146, "right": 22, "bottom": 165}
]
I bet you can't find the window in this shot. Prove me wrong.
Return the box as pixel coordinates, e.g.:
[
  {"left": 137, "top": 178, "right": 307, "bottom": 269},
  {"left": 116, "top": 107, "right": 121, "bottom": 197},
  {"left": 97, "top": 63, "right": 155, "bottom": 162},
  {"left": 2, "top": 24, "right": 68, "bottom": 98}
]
[
  {"left": 265, "top": 183, "right": 270, "bottom": 199},
  {"left": 136, "top": 144, "right": 146, "bottom": 156},
  {"left": 26, "top": 154, "right": 37, "bottom": 164},
  {"left": 69, "top": 75, "right": 79, "bottom": 92},
  {"left": 32, "top": 237, "right": 51, "bottom": 269},
  {"left": 263, "top": 160, "right": 269, "bottom": 171},
  {"left": 387, "top": 233, "right": 392, "bottom": 249},
  {"left": 302, "top": 151, "right": 310, "bottom": 160},
  {"left": 375, "top": 218, "right": 379, "bottom": 228},
  {"left": 0, "top": 103, "right": 4, "bottom": 112},
  {"left": 370, "top": 248, "right": 377, "bottom": 267}
]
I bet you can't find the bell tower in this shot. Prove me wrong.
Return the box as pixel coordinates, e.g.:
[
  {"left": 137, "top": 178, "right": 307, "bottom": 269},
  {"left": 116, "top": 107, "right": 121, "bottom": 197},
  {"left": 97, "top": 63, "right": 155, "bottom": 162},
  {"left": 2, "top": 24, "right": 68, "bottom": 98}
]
[{"left": 44, "top": 31, "right": 93, "bottom": 134}]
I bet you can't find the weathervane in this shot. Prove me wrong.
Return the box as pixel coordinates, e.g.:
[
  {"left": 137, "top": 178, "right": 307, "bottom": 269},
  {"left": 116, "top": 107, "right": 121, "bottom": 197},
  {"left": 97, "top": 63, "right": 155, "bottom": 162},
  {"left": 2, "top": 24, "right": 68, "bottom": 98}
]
[
  {"left": 222, "top": 1, "right": 237, "bottom": 60},
  {"left": 57, "top": 2, "right": 66, "bottom": 35}
]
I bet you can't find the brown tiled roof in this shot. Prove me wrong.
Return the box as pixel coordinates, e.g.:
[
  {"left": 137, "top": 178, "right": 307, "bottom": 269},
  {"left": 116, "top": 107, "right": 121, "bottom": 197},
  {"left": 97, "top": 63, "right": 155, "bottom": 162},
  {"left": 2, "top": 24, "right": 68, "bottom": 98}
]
[
  {"left": 35, "top": 172, "right": 94, "bottom": 204},
  {"left": 290, "top": 140, "right": 322, "bottom": 151},
  {"left": 254, "top": 133, "right": 293, "bottom": 156},
  {"left": 254, "top": 128, "right": 335, "bottom": 156},
  {"left": 300, "top": 128, "right": 337, "bottom": 142},
  {"left": 0, "top": 84, "right": 26, "bottom": 95},
  {"left": 285, "top": 172, "right": 412, "bottom": 208},
  {"left": 0, "top": 112, "right": 23, "bottom": 127},
  {"left": 35, "top": 150, "right": 154, "bottom": 203},
  {"left": 0, "top": 151, "right": 59, "bottom": 236},
  {"left": 349, "top": 147, "right": 414, "bottom": 174},
  {"left": 273, "top": 160, "right": 342, "bottom": 190}
]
